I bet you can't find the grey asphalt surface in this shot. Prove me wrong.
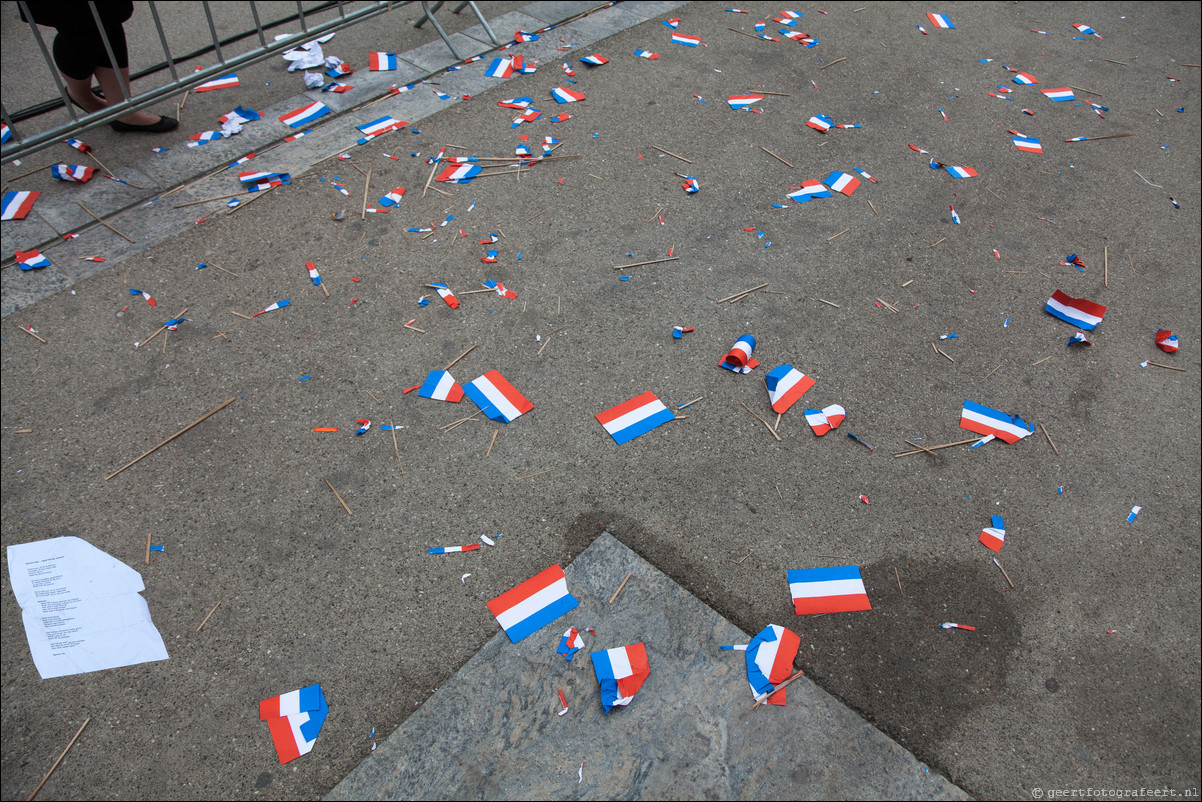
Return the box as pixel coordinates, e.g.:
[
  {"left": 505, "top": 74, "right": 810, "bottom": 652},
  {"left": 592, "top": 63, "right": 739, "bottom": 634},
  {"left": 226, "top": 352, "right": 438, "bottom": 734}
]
[{"left": 2, "top": 2, "right": 1200, "bottom": 801}]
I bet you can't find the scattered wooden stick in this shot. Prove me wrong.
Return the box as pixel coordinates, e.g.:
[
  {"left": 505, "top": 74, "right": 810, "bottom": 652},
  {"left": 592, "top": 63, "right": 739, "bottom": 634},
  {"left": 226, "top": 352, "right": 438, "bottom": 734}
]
[
  {"left": 3, "top": 162, "right": 55, "bottom": 184},
  {"left": 760, "top": 146, "right": 793, "bottom": 167},
  {"left": 173, "top": 192, "right": 245, "bottom": 208},
  {"left": 867, "top": 199, "right": 878, "bottom": 215},
  {"left": 1039, "top": 423, "right": 1060, "bottom": 455},
  {"left": 894, "top": 566, "right": 904, "bottom": 596},
  {"left": 930, "top": 237, "right": 947, "bottom": 247},
  {"left": 145, "top": 532, "right": 151, "bottom": 565},
  {"left": 728, "top": 26, "right": 769, "bottom": 41},
  {"left": 27, "top": 717, "right": 90, "bottom": 802},
  {"left": 1068, "top": 84, "right": 1102, "bottom": 96},
  {"left": 138, "top": 307, "right": 188, "bottom": 349},
  {"left": 651, "top": 144, "right": 691, "bottom": 163},
  {"left": 876, "top": 298, "right": 899, "bottom": 313},
  {"left": 325, "top": 479, "right": 353, "bottom": 516},
  {"left": 421, "top": 149, "right": 442, "bottom": 198},
  {"left": 993, "top": 557, "right": 1015, "bottom": 589},
  {"left": 741, "top": 403, "right": 782, "bottom": 441},
  {"left": 612, "top": 256, "right": 679, "bottom": 270},
  {"left": 444, "top": 344, "right": 476, "bottom": 370},
  {"left": 207, "top": 263, "right": 240, "bottom": 277},
  {"left": 521, "top": 206, "right": 551, "bottom": 224},
  {"left": 106, "top": 397, "right": 235, "bottom": 480},
  {"left": 826, "top": 228, "right": 850, "bottom": 242},
  {"left": 20, "top": 326, "right": 48, "bottom": 344},
  {"left": 403, "top": 323, "right": 425, "bottom": 333},
  {"left": 732, "top": 552, "right": 751, "bottom": 565},
  {"left": 678, "top": 396, "right": 704, "bottom": 409},
  {"left": 361, "top": 165, "right": 372, "bottom": 220},
  {"left": 1031, "top": 355, "right": 1053, "bottom": 366},
  {"left": 981, "top": 363, "right": 1003, "bottom": 382},
  {"left": 485, "top": 429, "right": 498, "bottom": 458},
  {"left": 1104, "top": 59, "right": 1128, "bottom": 66},
  {"left": 754, "top": 91, "right": 791, "bottom": 96},
  {"left": 518, "top": 468, "right": 554, "bottom": 480},
  {"left": 935, "top": 346, "right": 955, "bottom": 363},
  {"left": 820, "top": 57, "right": 846, "bottom": 69},
  {"left": 901, "top": 279, "right": 915, "bottom": 288},
  {"left": 1064, "top": 133, "right": 1132, "bottom": 142},
  {"left": 746, "top": 669, "right": 805, "bottom": 713},
  {"left": 390, "top": 421, "right": 403, "bottom": 474},
  {"left": 1104, "top": 245, "right": 1109, "bottom": 287},
  {"left": 608, "top": 572, "right": 632, "bottom": 604},
  {"left": 1147, "top": 361, "right": 1186, "bottom": 372},
  {"left": 717, "top": 283, "right": 769, "bottom": 303},
  {"left": 816, "top": 298, "right": 840, "bottom": 308},
  {"left": 195, "top": 601, "right": 221, "bottom": 632},
  {"left": 363, "top": 388, "right": 382, "bottom": 404},
  {"left": 75, "top": 201, "right": 134, "bottom": 243},
  {"left": 893, "top": 437, "right": 980, "bottom": 457},
  {"left": 441, "top": 410, "right": 483, "bottom": 431},
  {"left": 230, "top": 310, "right": 253, "bottom": 320},
  {"left": 900, "top": 438, "right": 939, "bottom": 456}
]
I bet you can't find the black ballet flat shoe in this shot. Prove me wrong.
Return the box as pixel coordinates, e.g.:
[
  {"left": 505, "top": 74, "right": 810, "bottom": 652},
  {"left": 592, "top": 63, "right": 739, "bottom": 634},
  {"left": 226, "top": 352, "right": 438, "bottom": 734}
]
[{"left": 110, "top": 115, "right": 179, "bottom": 133}]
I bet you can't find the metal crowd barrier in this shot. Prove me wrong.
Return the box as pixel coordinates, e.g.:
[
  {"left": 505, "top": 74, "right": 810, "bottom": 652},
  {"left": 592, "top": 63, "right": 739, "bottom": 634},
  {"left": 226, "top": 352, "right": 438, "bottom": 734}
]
[{"left": 1, "top": 0, "right": 493, "bottom": 163}]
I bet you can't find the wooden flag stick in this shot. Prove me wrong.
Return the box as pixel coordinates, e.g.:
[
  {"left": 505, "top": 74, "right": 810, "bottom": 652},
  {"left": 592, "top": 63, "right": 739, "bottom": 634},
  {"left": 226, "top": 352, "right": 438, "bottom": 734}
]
[
  {"left": 1031, "top": 355, "right": 1054, "bottom": 366},
  {"left": 518, "top": 468, "right": 554, "bottom": 480},
  {"left": 981, "top": 363, "right": 1003, "bottom": 382},
  {"left": 145, "top": 532, "right": 151, "bottom": 565},
  {"left": 1068, "top": 84, "right": 1102, "bottom": 96},
  {"left": 521, "top": 206, "right": 551, "bottom": 224},
  {"left": 422, "top": 148, "right": 442, "bottom": 198},
  {"left": 1064, "top": 133, "right": 1132, "bottom": 142},
  {"left": 361, "top": 165, "right": 372, "bottom": 220},
  {"left": 826, "top": 228, "right": 850, "bottom": 242},
  {"left": 760, "top": 146, "right": 793, "bottom": 167},
  {"left": 746, "top": 669, "right": 805, "bottom": 713},
  {"left": 900, "top": 438, "right": 939, "bottom": 456},
  {"left": 138, "top": 307, "right": 188, "bottom": 349},
  {"left": 717, "top": 283, "right": 768, "bottom": 303},
  {"left": 27, "top": 717, "right": 90, "bottom": 802},
  {"left": 325, "top": 479, "right": 353, "bottom": 516},
  {"left": 444, "top": 344, "right": 476, "bottom": 370},
  {"left": 651, "top": 144, "right": 691, "bottom": 163},
  {"left": 612, "top": 256, "right": 678, "bottom": 270},
  {"left": 75, "top": 201, "right": 134, "bottom": 243},
  {"left": 728, "top": 26, "right": 767, "bottom": 41},
  {"left": 741, "top": 403, "right": 782, "bottom": 441},
  {"left": 994, "top": 557, "right": 1015, "bottom": 589},
  {"left": 21, "top": 325, "right": 48, "bottom": 344},
  {"left": 609, "top": 572, "right": 633, "bottom": 604},
  {"left": 106, "top": 396, "right": 235, "bottom": 480},
  {"left": 816, "top": 298, "right": 841, "bottom": 308},
  {"left": 390, "top": 421, "right": 403, "bottom": 474},
  {"left": 1040, "top": 423, "right": 1060, "bottom": 455},
  {"left": 1147, "top": 361, "right": 1186, "bottom": 372},
  {"left": 3, "top": 162, "right": 55, "bottom": 184},
  {"left": 892, "top": 437, "right": 980, "bottom": 457},
  {"left": 485, "top": 429, "right": 499, "bottom": 458},
  {"left": 1104, "top": 245, "right": 1109, "bottom": 287},
  {"left": 820, "top": 57, "right": 847, "bottom": 69},
  {"left": 173, "top": 192, "right": 245, "bottom": 208},
  {"left": 195, "top": 601, "right": 221, "bottom": 632}
]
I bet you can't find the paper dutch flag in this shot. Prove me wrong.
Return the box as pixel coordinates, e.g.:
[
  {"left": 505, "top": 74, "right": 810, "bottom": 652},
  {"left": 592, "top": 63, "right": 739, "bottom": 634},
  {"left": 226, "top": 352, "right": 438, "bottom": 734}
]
[
  {"left": 945, "top": 165, "right": 978, "bottom": 178},
  {"left": 1012, "top": 72, "right": 1038, "bottom": 85},
  {"left": 356, "top": 116, "right": 403, "bottom": 138},
  {"left": 15, "top": 249, "right": 52, "bottom": 270},
  {"left": 591, "top": 643, "right": 650, "bottom": 713},
  {"left": 1, "top": 191, "right": 40, "bottom": 221},
  {"left": 323, "top": 82, "right": 353, "bottom": 93},
  {"left": 239, "top": 171, "right": 289, "bottom": 185},
  {"left": 959, "top": 399, "right": 1034, "bottom": 443},
  {"left": 549, "top": 113, "right": 570, "bottom": 124},
  {"left": 1041, "top": 87, "right": 1075, "bottom": 102},
  {"left": 580, "top": 54, "right": 609, "bottom": 66},
  {"left": 484, "top": 279, "right": 516, "bottom": 299},
  {"left": 1067, "top": 330, "right": 1091, "bottom": 347},
  {"left": 727, "top": 94, "right": 763, "bottom": 110},
  {"left": 1045, "top": 289, "right": 1106, "bottom": 330},
  {"left": 1156, "top": 330, "right": 1179, "bottom": 353},
  {"left": 1010, "top": 132, "right": 1042, "bottom": 153},
  {"left": 634, "top": 50, "right": 660, "bottom": 59},
  {"left": 278, "top": 101, "right": 330, "bottom": 127},
  {"left": 0, "top": 122, "right": 9, "bottom": 144},
  {"left": 804, "top": 404, "right": 846, "bottom": 436},
  {"left": 51, "top": 164, "right": 97, "bottom": 182},
  {"left": 195, "top": 74, "right": 239, "bottom": 91},
  {"left": 551, "top": 87, "right": 585, "bottom": 103},
  {"left": 515, "top": 30, "right": 539, "bottom": 42},
  {"left": 558, "top": 627, "right": 584, "bottom": 660},
  {"left": 498, "top": 96, "right": 532, "bottom": 109},
  {"left": 435, "top": 164, "right": 481, "bottom": 183},
  {"left": 64, "top": 137, "right": 91, "bottom": 153},
  {"left": 764, "top": 365, "right": 815, "bottom": 413},
  {"left": 253, "top": 299, "right": 289, "bottom": 317},
  {"left": 746, "top": 624, "right": 800, "bottom": 705},
  {"left": 672, "top": 33, "right": 702, "bottom": 47},
  {"left": 259, "top": 684, "right": 328, "bottom": 764},
  {"left": 430, "top": 282, "right": 459, "bottom": 309},
  {"left": 787, "top": 180, "right": 833, "bottom": 202},
  {"left": 487, "top": 564, "right": 578, "bottom": 643},
  {"left": 379, "top": 187, "right": 406, "bottom": 207},
  {"left": 926, "top": 12, "right": 954, "bottom": 28},
  {"left": 1073, "top": 23, "right": 1099, "bottom": 37},
  {"left": 464, "top": 369, "right": 532, "bottom": 423},
  {"left": 723, "top": 335, "right": 756, "bottom": 370},
  {"left": 824, "top": 170, "right": 860, "bottom": 196},
  {"left": 662, "top": 18, "right": 680, "bottom": 29},
  {"left": 788, "top": 566, "right": 872, "bottom": 615},
  {"left": 427, "top": 544, "right": 479, "bottom": 554},
  {"left": 979, "top": 515, "right": 1006, "bottom": 552},
  {"left": 305, "top": 261, "right": 322, "bottom": 286},
  {"left": 369, "top": 52, "right": 398, "bottom": 71},
  {"left": 129, "top": 289, "right": 156, "bottom": 306},
  {"left": 595, "top": 391, "right": 675, "bottom": 445},
  {"left": 418, "top": 370, "right": 464, "bottom": 402},
  {"left": 325, "top": 63, "right": 353, "bottom": 78},
  {"left": 188, "top": 131, "right": 223, "bottom": 147},
  {"left": 485, "top": 57, "right": 514, "bottom": 78},
  {"left": 806, "top": 114, "right": 834, "bottom": 133},
  {"left": 512, "top": 108, "right": 541, "bottom": 127}
]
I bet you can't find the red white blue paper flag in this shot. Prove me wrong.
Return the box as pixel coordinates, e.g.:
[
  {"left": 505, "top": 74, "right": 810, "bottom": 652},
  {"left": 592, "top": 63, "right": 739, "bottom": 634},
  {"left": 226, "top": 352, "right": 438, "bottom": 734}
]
[
  {"left": 165, "top": 317, "right": 187, "bottom": 330},
  {"left": 498, "top": 96, "right": 532, "bottom": 109},
  {"left": 788, "top": 179, "right": 833, "bottom": 203},
  {"left": 259, "top": 684, "right": 328, "bottom": 765},
  {"left": 195, "top": 74, "right": 239, "bottom": 92},
  {"left": 806, "top": 113, "right": 834, "bottom": 133},
  {"left": 551, "top": 87, "right": 585, "bottom": 103},
  {"left": 487, "top": 564, "right": 578, "bottom": 643},
  {"left": 129, "top": 289, "right": 156, "bottom": 306},
  {"left": 1045, "top": 289, "right": 1106, "bottom": 330},
  {"left": 511, "top": 108, "right": 541, "bottom": 127},
  {"left": 230, "top": 153, "right": 257, "bottom": 167},
  {"left": 484, "top": 279, "right": 516, "bottom": 299},
  {"left": 485, "top": 57, "right": 514, "bottom": 78},
  {"left": 823, "top": 170, "right": 860, "bottom": 196},
  {"left": 431, "top": 282, "right": 459, "bottom": 309},
  {"left": 853, "top": 167, "right": 877, "bottom": 184},
  {"left": 1090, "top": 102, "right": 1107, "bottom": 117},
  {"left": 562, "top": 61, "right": 575, "bottom": 76},
  {"left": 558, "top": 627, "right": 584, "bottom": 660},
  {"left": 285, "top": 130, "right": 313, "bottom": 142},
  {"left": 187, "top": 131, "right": 223, "bottom": 147},
  {"left": 514, "top": 30, "right": 539, "bottom": 42},
  {"left": 939, "top": 622, "right": 976, "bottom": 631},
  {"left": 428, "top": 544, "right": 480, "bottom": 554},
  {"left": 778, "top": 10, "right": 803, "bottom": 21},
  {"left": 765, "top": 365, "right": 814, "bottom": 413},
  {"left": 680, "top": 175, "right": 700, "bottom": 193},
  {"left": 549, "top": 112, "right": 570, "bottom": 124},
  {"left": 1067, "top": 331, "right": 1091, "bottom": 347},
  {"left": 219, "top": 105, "right": 260, "bottom": 126},
  {"left": 325, "top": 63, "right": 353, "bottom": 78},
  {"left": 591, "top": 643, "right": 650, "bottom": 713},
  {"left": 580, "top": 54, "right": 609, "bottom": 66},
  {"left": 1010, "top": 131, "right": 1042, "bottom": 153},
  {"left": 1156, "top": 330, "right": 1179, "bottom": 353},
  {"left": 51, "top": 164, "right": 98, "bottom": 182},
  {"left": 634, "top": 50, "right": 660, "bottom": 59},
  {"left": 305, "top": 261, "right": 322, "bottom": 286},
  {"left": 378, "top": 187, "right": 405, "bottom": 207},
  {"left": 723, "top": 335, "right": 757, "bottom": 370},
  {"left": 419, "top": 370, "right": 465, "bottom": 402},
  {"left": 945, "top": 165, "right": 978, "bottom": 178},
  {"left": 435, "top": 164, "right": 481, "bottom": 183},
  {"left": 0, "top": 123, "right": 9, "bottom": 144},
  {"left": 481, "top": 250, "right": 499, "bottom": 263},
  {"left": 331, "top": 182, "right": 350, "bottom": 196},
  {"left": 926, "top": 12, "right": 954, "bottom": 28},
  {"left": 979, "top": 515, "right": 1006, "bottom": 552},
  {"left": 252, "top": 299, "right": 290, "bottom": 317},
  {"left": 918, "top": 24, "right": 928, "bottom": 34},
  {"left": 1012, "top": 72, "right": 1038, "bottom": 85},
  {"left": 279, "top": 101, "right": 329, "bottom": 127},
  {"left": 357, "top": 116, "right": 403, "bottom": 137},
  {"left": 757, "top": 33, "right": 780, "bottom": 42},
  {"left": 368, "top": 52, "right": 398, "bottom": 71},
  {"left": 15, "top": 249, "right": 52, "bottom": 270},
  {"left": 804, "top": 404, "right": 846, "bottom": 436},
  {"left": 950, "top": 204, "right": 961, "bottom": 224},
  {"left": 672, "top": 33, "right": 702, "bottom": 46},
  {"left": 789, "top": 566, "right": 872, "bottom": 615},
  {"left": 465, "top": 369, "right": 533, "bottom": 423},
  {"left": 247, "top": 178, "right": 284, "bottom": 192},
  {"left": 63, "top": 137, "right": 92, "bottom": 153},
  {"left": 515, "top": 143, "right": 532, "bottom": 158},
  {"left": 746, "top": 624, "right": 800, "bottom": 705},
  {"left": 355, "top": 419, "right": 371, "bottom": 436},
  {"left": 783, "top": 31, "right": 818, "bottom": 45},
  {"left": 1042, "top": 87, "right": 1076, "bottom": 103},
  {"left": 662, "top": 18, "right": 680, "bottom": 29},
  {"left": 239, "top": 170, "right": 289, "bottom": 185},
  {"left": 596, "top": 391, "right": 675, "bottom": 445},
  {"left": 1, "top": 191, "right": 39, "bottom": 221},
  {"left": 1073, "top": 23, "right": 1100, "bottom": 37},
  {"left": 959, "top": 399, "right": 1034, "bottom": 443},
  {"left": 727, "top": 94, "right": 763, "bottom": 110},
  {"left": 728, "top": 7, "right": 749, "bottom": 12},
  {"left": 1127, "top": 506, "right": 1142, "bottom": 522}
]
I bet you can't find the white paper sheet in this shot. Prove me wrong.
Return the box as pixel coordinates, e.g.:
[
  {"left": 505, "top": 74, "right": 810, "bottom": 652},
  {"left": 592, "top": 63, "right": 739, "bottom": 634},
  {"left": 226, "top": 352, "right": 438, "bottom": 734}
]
[{"left": 7, "top": 536, "right": 168, "bottom": 679}]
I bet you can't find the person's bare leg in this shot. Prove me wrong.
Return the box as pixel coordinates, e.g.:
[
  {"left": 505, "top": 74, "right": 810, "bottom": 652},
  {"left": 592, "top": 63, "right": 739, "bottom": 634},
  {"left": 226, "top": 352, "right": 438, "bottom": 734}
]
[
  {"left": 94, "top": 67, "right": 162, "bottom": 125},
  {"left": 63, "top": 75, "right": 106, "bottom": 113}
]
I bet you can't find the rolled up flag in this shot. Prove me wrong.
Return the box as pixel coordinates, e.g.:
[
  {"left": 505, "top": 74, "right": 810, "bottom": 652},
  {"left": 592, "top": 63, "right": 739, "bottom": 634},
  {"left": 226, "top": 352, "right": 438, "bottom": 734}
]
[
  {"left": 959, "top": 399, "right": 1034, "bottom": 444},
  {"left": 950, "top": 204, "right": 962, "bottom": 224},
  {"left": 431, "top": 282, "right": 459, "bottom": 309},
  {"left": 580, "top": 54, "right": 608, "bottom": 66},
  {"left": 129, "top": 289, "right": 156, "bottom": 306},
  {"left": 764, "top": 365, "right": 814, "bottom": 413},
  {"left": 252, "top": 299, "right": 290, "bottom": 317},
  {"left": 354, "top": 419, "right": 371, "bottom": 436},
  {"left": 979, "top": 515, "right": 1005, "bottom": 552},
  {"left": 591, "top": 643, "right": 650, "bottom": 713},
  {"left": 418, "top": 370, "right": 464, "bottom": 402},
  {"left": 788, "top": 566, "right": 872, "bottom": 615},
  {"left": 634, "top": 50, "right": 660, "bottom": 59},
  {"left": 680, "top": 175, "right": 699, "bottom": 193},
  {"left": 1045, "top": 289, "right": 1106, "bottom": 330},
  {"left": 804, "top": 404, "right": 845, "bottom": 436},
  {"left": 195, "top": 74, "right": 239, "bottom": 91},
  {"left": 484, "top": 279, "right": 516, "bottom": 299},
  {"left": 64, "top": 137, "right": 91, "bottom": 152},
  {"left": 723, "top": 335, "right": 756, "bottom": 369},
  {"left": 427, "top": 544, "right": 479, "bottom": 554},
  {"left": 1156, "top": 329, "right": 1179, "bottom": 353},
  {"left": 305, "top": 261, "right": 322, "bottom": 287}
]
